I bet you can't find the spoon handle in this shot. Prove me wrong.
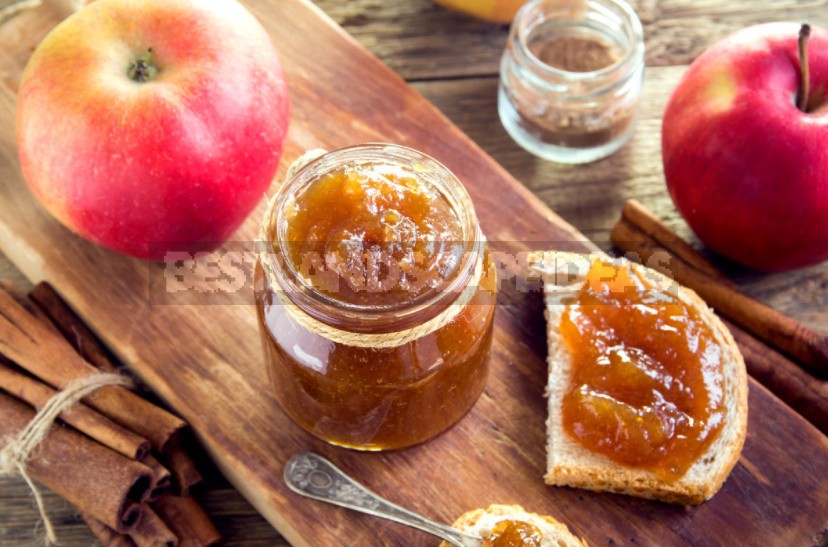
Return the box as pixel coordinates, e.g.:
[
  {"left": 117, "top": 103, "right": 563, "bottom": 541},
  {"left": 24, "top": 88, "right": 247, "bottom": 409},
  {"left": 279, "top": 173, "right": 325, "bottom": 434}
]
[{"left": 284, "top": 452, "right": 483, "bottom": 547}]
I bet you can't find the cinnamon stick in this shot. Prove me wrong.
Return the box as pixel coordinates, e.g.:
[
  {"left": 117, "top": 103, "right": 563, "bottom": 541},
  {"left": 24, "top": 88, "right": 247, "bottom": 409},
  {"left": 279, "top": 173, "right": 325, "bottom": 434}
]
[
  {"left": 154, "top": 495, "right": 222, "bottom": 547},
  {"left": 620, "top": 200, "right": 729, "bottom": 283},
  {"left": 0, "top": 281, "right": 219, "bottom": 544},
  {"left": 722, "top": 318, "right": 828, "bottom": 435},
  {"left": 0, "top": 288, "right": 186, "bottom": 450},
  {"left": 0, "top": 360, "right": 150, "bottom": 459},
  {"left": 162, "top": 441, "right": 203, "bottom": 495},
  {"left": 25, "top": 283, "right": 206, "bottom": 494},
  {"left": 142, "top": 454, "right": 172, "bottom": 502},
  {"left": 128, "top": 506, "right": 179, "bottom": 547},
  {"left": 611, "top": 216, "right": 828, "bottom": 433},
  {"left": 29, "top": 282, "right": 119, "bottom": 373},
  {"left": 79, "top": 512, "right": 137, "bottom": 547},
  {"left": 25, "top": 284, "right": 197, "bottom": 458},
  {"left": 24, "top": 285, "right": 214, "bottom": 510},
  {"left": 0, "top": 392, "right": 149, "bottom": 532},
  {"left": 611, "top": 216, "right": 828, "bottom": 377},
  {"left": 0, "top": 279, "right": 56, "bottom": 327}
]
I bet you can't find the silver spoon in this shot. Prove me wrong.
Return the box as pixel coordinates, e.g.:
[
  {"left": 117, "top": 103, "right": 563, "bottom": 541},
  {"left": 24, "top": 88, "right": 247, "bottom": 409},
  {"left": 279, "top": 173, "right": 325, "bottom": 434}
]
[{"left": 284, "top": 452, "right": 485, "bottom": 547}]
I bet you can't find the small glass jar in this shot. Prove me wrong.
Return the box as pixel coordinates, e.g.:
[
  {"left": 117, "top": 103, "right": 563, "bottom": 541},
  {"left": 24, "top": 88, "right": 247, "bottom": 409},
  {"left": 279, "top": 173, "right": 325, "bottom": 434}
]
[
  {"left": 498, "top": 0, "right": 645, "bottom": 164},
  {"left": 255, "top": 144, "right": 497, "bottom": 451}
]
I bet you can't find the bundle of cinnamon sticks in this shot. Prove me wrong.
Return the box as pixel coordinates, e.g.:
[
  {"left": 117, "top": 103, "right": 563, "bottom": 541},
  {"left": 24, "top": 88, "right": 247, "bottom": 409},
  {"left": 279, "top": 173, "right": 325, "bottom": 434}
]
[
  {"left": 611, "top": 200, "right": 828, "bottom": 435},
  {"left": 0, "top": 281, "right": 221, "bottom": 546}
]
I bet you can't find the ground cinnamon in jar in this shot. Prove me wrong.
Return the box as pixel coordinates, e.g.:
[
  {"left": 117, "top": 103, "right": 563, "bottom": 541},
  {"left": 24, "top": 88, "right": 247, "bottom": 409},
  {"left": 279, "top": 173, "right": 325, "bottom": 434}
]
[
  {"left": 498, "top": 0, "right": 644, "bottom": 164},
  {"left": 523, "top": 32, "right": 634, "bottom": 149},
  {"left": 530, "top": 34, "right": 620, "bottom": 72}
]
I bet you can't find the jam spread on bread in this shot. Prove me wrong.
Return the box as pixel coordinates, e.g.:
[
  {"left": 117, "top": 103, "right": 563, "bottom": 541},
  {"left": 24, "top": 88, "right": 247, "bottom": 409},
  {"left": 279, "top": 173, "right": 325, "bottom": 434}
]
[
  {"left": 560, "top": 259, "right": 725, "bottom": 481},
  {"left": 484, "top": 520, "right": 544, "bottom": 546}
]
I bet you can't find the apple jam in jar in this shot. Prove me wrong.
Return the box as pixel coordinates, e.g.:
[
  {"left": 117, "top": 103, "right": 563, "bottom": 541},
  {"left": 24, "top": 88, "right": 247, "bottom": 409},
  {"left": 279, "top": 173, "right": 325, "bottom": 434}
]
[{"left": 255, "top": 144, "right": 496, "bottom": 450}]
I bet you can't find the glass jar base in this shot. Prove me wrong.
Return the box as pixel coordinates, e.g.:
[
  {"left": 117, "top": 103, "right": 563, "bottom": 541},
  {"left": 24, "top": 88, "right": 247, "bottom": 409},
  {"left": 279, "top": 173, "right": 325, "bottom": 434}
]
[
  {"left": 290, "top": 403, "right": 481, "bottom": 452},
  {"left": 321, "top": 439, "right": 386, "bottom": 452},
  {"left": 498, "top": 81, "right": 636, "bottom": 165}
]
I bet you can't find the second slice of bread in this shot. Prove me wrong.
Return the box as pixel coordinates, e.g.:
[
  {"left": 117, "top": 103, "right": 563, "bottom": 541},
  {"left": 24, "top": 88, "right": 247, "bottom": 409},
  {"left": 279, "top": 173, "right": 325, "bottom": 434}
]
[
  {"left": 441, "top": 504, "right": 587, "bottom": 547},
  {"left": 529, "top": 251, "right": 748, "bottom": 505}
]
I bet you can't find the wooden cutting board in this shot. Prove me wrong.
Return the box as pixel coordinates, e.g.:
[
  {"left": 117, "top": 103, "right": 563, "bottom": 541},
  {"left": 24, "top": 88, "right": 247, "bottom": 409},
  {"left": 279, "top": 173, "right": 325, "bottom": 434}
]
[{"left": 1, "top": 1, "right": 827, "bottom": 545}]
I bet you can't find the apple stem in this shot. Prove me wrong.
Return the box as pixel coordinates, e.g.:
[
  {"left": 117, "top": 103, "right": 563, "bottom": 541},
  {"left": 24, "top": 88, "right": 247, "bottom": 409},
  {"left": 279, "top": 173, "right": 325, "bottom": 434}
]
[
  {"left": 128, "top": 49, "right": 158, "bottom": 83},
  {"left": 797, "top": 24, "right": 811, "bottom": 112}
]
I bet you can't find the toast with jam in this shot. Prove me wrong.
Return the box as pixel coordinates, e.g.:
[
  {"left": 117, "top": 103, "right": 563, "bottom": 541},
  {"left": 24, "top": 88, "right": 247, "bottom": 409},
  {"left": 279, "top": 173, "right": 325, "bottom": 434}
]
[
  {"left": 441, "top": 504, "right": 586, "bottom": 547},
  {"left": 528, "top": 251, "right": 748, "bottom": 505}
]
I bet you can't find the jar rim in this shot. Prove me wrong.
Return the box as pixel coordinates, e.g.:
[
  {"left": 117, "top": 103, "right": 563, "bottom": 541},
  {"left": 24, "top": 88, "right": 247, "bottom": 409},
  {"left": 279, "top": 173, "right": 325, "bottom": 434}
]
[
  {"left": 260, "top": 143, "right": 484, "bottom": 333},
  {"left": 513, "top": 0, "right": 644, "bottom": 81}
]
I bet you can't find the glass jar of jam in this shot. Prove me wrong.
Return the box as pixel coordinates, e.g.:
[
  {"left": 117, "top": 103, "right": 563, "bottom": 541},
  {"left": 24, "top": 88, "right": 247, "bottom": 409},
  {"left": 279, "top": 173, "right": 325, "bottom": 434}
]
[{"left": 255, "top": 144, "right": 497, "bottom": 451}]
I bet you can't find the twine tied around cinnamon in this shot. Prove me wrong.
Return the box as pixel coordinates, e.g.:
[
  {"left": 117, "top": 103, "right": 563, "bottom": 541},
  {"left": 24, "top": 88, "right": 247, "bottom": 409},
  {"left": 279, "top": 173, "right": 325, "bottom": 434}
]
[
  {"left": 258, "top": 149, "right": 486, "bottom": 349},
  {"left": 0, "top": 372, "right": 133, "bottom": 545}
]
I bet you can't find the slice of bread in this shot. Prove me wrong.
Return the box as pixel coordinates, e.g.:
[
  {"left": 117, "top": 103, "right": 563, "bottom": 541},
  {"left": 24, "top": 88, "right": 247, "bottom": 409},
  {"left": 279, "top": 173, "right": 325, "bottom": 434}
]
[
  {"left": 441, "top": 504, "right": 586, "bottom": 547},
  {"left": 528, "top": 251, "right": 748, "bottom": 505}
]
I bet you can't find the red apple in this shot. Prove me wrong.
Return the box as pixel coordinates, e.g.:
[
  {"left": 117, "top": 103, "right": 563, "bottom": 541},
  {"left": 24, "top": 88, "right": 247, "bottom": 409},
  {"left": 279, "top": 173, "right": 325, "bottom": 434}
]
[
  {"left": 662, "top": 23, "right": 828, "bottom": 271},
  {"left": 16, "top": 0, "right": 289, "bottom": 260}
]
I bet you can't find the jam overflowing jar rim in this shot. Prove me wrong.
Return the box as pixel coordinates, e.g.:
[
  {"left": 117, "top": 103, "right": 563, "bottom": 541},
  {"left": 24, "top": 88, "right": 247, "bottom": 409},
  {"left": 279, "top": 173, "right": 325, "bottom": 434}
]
[{"left": 260, "top": 143, "right": 485, "bottom": 335}]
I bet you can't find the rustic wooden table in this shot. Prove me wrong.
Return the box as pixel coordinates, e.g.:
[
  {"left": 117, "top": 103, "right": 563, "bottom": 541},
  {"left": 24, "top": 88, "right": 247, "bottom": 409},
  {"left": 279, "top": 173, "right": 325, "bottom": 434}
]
[{"left": 1, "top": 0, "right": 827, "bottom": 545}]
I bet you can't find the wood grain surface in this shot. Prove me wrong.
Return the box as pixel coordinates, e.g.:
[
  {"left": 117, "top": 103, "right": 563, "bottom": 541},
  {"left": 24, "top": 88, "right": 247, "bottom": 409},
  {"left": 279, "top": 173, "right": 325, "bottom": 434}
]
[{"left": 1, "top": 0, "right": 827, "bottom": 546}]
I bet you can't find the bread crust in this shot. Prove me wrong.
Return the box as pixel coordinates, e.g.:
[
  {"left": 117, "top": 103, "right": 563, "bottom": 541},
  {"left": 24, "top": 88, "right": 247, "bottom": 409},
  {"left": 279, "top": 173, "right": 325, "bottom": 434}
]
[{"left": 529, "top": 251, "right": 748, "bottom": 505}]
